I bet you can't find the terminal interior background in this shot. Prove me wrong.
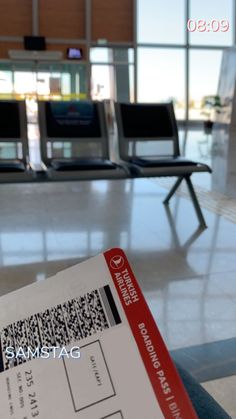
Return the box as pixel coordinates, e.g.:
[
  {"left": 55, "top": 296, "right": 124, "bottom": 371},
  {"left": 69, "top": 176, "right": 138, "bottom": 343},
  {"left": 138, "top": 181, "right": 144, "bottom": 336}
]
[{"left": 0, "top": 0, "right": 236, "bottom": 416}]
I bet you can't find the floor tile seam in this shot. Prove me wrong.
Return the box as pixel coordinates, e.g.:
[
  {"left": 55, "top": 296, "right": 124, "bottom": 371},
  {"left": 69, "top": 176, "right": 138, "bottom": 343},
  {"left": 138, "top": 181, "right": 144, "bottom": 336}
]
[
  {"left": 150, "top": 269, "right": 236, "bottom": 291},
  {"left": 171, "top": 339, "right": 236, "bottom": 359},
  {"left": 171, "top": 337, "right": 236, "bottom": 384},
  {"left": 152, "top": 179, "right": 236, "bottom": 206},
  {"left": 200, "top": 375, "right": 236, "bottom": 385},
  {"left": 209, "top": 284, "right": 236, "bottom": 305},
  {"left": 150, "top": 179, "right": 236, "bottom": 224}
]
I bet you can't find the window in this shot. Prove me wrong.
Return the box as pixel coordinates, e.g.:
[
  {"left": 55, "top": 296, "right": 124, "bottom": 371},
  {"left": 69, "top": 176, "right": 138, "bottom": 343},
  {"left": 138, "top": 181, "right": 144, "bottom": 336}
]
[
  {"left": 189, "top": 0, "right": 233, "bottom": 46},
  {"left": 138, "top": 48, "right": 186, "bottom": 120},
  {"left": 90, "top": 48, "right": 134, "bottom": 64},
  {"left": 138, "top": 0, "right": 185, "bottom": 44},
  {"left": 0, "top": 71, "right": 13, "bottom": 95},
  {"left": 137, "top": 0, "right": 235, "bottom": 121},
  {"left": 189, "top": 50, "right": 222, "bottom": 120},
  {"left": 91, "top": 65, "right": 114, "bottom": 100},
  {"left": 90, "top": 48, "right": 134, "bottom": 102}
]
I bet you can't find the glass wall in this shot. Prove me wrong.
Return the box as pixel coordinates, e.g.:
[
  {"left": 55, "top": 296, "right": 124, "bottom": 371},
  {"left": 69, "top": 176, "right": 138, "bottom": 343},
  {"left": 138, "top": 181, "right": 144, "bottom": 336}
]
[
  {"left": 189, "top": 50, "right": 222, "bottom": 119},
  {"left": 138, "top": 48, "right": 186, "bottom": 119},
  {"left": 137, "top": 0, "right": 235, "bottom": 121},
  {"left": 189, "top": 0, "right": 233, "bottom": 46},
  {"left": 0, "top": 63, "right": 86, "bottom": 101},
  {"left": 138, "top": 0, "right": 186, "bottom": 44},
  {"left": 90, "top": 47, "right": 134, "bottom": 102},
  {"left": 0, "top": 70, "right": 13, "bottom": 95},
  {"left": 0, "top": 0, "right": 234, "bottom": 125},
  {"left": 0, "top": 63, "right": 87, "bottom": 164}
]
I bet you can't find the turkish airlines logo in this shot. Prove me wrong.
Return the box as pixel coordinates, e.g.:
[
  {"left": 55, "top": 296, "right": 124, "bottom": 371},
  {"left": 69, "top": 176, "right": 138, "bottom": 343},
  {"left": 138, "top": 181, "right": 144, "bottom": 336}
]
[{"left": 110, "top": 255, "right": 125, "bottom": 270}]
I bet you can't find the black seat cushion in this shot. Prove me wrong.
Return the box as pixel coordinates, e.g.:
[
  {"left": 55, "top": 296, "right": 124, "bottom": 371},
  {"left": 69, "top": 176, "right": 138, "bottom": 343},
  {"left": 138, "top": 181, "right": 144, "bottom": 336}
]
[
  {"left": 0, "top": 159, "right": 26, "bottom": 173},
  {"left": 51, "top": 158, "right": 118, "bottom": 172},
  {"left": 129, "top": 157, "right": 198, "bottom": 168}
]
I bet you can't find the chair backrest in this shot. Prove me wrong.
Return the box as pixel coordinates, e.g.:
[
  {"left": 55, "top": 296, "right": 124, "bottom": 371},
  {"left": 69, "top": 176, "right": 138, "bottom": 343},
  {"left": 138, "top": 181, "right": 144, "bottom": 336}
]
[
  {"left": 0, "top": 100, "right": 28, "bottom": 163},
  {"left": 38, "top": 100, "right": 110, "bottom": 164},
  {"left": 115, "top": 102, "right": 180, "bottom": 160}
]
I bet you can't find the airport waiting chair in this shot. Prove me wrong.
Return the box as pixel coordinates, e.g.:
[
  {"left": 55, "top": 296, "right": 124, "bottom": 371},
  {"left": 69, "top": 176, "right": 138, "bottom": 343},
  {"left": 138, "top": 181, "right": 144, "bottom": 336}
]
[
  {"left": 0, "top": 100, "right": 33, "bottom": 182},
  {"left": 38, "top": 100, "right": 127, "bottom": 180},
  {"left": 115, "top": 102, "right": 212, "bottom": 227}
]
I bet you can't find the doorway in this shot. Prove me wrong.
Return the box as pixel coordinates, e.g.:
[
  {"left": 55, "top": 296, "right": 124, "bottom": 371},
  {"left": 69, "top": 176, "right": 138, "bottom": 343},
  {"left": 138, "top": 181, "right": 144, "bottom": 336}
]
[{"left": 0, "top": 62, "right": 87, "bottom": 164}]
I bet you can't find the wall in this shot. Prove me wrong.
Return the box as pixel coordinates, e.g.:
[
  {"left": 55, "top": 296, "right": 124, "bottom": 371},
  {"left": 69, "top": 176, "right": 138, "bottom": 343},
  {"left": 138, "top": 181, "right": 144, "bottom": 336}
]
[{"left": 0, "top": 0, "right": 134, "bottom": 59}]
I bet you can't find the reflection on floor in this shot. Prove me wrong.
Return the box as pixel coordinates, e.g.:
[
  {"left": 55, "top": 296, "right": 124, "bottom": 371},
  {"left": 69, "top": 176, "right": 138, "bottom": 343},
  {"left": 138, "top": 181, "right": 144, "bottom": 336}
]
[
  {"left": 171, "top": 337, "right": 236, "bottom": 383},
  {"left": 151, "top": 178, "right": 236, "bottom": 225},
  {"left": 179, "top": 128, "right": 212, "bottom": 169},
  {"left": 202, "top": 376, "right": 236, "bottom": 419},
  {"left": 2, "top": 178, "right": 236, "bottom": 348},
  {"left": 0, "top": 128, "right": 235, "bottom": 417}
]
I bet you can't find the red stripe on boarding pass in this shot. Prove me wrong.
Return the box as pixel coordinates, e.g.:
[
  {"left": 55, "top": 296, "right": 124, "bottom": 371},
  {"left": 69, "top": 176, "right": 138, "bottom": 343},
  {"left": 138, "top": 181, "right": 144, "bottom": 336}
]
[{"left": 104, "top": 248, "right": 198, "bottom": 419}]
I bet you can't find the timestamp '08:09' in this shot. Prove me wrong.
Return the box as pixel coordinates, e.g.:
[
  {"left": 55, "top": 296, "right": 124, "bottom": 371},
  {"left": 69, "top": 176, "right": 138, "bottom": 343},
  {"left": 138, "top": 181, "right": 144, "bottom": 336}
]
[{"left": 187, "top": 19, "right": 229, "bottom": 33}]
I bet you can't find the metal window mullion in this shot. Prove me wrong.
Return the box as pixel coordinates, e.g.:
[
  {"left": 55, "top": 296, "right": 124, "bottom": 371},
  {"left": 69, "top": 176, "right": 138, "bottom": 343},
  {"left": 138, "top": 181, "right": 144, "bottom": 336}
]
[
  {"left": 32, "top": 0, "right": 39, "bottom": 36},
  {"left": 90, "top": 42, "right": 133, "bottom": 47},
  {"left": 90, "top": 61, "right": 134, "bottom": 66},
  {"left": 134, "top": 43, "right": 229, "bottom": 51},
  {"left": 134, "top": 0, "right": 138, "bottom": 102},
  {"left": 137, "top": 43, "right": 186, "bottom": 49},
  {"left": 186, "top": 0, "right": 190, "bottom": 123},
  {"left": 233, "top": 0, "right": 236, "bottom": 45},
  {"left": 0, "top": 36, "right": 22, "bottom": 42},
  {"left": 47, "top": 38, "right": 87, "bottom": 45},
  {"left": 85, "top": 0, "right": 92, "bottom": 99},
  {"left": 189, "top": 44, "right": 229, "bottom": 50}
]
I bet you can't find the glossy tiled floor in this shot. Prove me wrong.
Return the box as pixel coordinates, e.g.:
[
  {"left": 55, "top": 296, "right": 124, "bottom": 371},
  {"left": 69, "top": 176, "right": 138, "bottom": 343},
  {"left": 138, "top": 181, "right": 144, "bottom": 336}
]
[
  {"left": 202, "top": 376, "right": 236, "bottom": 419},
  {"left": 0, "top": 128, "right": 236, "bottom": 416},
  {"left": 0, "top": 178, "right": 235, "bottom": 351}
]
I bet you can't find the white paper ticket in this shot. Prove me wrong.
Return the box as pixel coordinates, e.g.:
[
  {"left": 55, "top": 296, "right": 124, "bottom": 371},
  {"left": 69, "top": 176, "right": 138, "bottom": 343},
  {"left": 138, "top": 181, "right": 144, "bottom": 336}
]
[{"left": 0, "top": 248, "right": 197, "bottom": 419}]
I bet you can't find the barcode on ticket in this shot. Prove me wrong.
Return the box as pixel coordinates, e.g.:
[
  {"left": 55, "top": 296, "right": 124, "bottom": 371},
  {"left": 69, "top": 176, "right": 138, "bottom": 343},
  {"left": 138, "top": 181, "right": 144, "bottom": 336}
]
[{"left": 0, "top": 285, "right": 121, "bottom": 372}]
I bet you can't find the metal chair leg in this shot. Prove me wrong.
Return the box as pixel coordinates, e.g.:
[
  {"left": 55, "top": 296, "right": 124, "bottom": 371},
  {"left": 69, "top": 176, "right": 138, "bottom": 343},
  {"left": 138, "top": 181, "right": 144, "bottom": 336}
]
[
  {"left": 163, "top": 175, "right": 207, "bottom": 228},
  {"left": 185, "top": 176, "right": 207, "bottom": 228},
  {"left": 163, "top": 176, "right": 184, "bottom": 204}
]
